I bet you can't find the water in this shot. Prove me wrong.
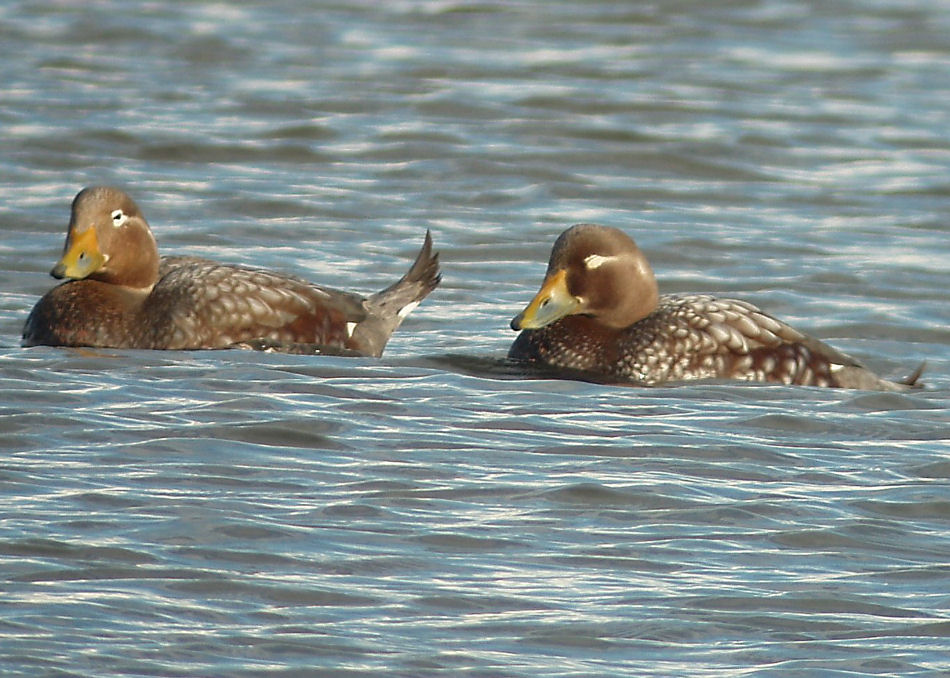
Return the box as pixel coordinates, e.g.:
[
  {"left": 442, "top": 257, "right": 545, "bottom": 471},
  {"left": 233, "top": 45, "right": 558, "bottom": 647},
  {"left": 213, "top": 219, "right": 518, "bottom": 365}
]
[{"left": 1, "top": 1, "right": 949, "bottom": 676}]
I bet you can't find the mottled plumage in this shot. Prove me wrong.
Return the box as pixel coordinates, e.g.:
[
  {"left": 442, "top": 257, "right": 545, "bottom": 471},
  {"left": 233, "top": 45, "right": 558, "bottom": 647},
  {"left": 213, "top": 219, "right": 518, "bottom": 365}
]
[
  {"left": 23, "top": 187, "right": 441, "bottom": 356},
  {"left": 509, "top": 224, "right": 922, "bottom": 390}
]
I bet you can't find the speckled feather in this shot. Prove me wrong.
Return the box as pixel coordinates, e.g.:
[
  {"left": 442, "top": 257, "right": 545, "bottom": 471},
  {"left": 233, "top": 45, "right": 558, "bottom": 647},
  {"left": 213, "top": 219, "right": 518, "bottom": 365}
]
[
  {"left": 147, "top": 257, "right": 367, "bottom": 349},
  {"left": 509, "top": 224, "right": 920, "bottom": 390},
  {"left": 510, "top": 293, "right": 912, "bottom": 390},
  {"left": 23, "top": 187, "right": 440, "bottom": 356},
  {"left": 24, "top": 256, "right": 368, "bottom": 350}
]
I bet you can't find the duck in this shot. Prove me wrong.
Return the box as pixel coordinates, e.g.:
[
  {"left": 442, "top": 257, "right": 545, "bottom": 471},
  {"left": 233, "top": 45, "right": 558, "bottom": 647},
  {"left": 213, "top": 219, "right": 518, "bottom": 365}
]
[
  {"left": 23, "top": 186, "right": 441, "bottom": 356},
  {"left": 509, "top": 223, "right": 923, "bottom": 390}
]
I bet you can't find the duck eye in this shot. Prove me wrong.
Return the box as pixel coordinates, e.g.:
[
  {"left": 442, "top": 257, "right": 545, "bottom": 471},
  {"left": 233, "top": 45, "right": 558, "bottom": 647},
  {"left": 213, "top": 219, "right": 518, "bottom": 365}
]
[{"left": 111, "top": 209, "right": 127, "bottom": 227}]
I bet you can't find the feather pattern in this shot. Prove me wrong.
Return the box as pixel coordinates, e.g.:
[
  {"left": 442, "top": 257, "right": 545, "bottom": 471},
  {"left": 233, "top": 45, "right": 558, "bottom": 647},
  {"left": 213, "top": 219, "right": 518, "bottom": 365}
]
[
  {"left": 509, "top": 224, "right": 922, "bottom": 391},
  {"left": 23, "top": 187, "right": 440, "bottom": 356}
]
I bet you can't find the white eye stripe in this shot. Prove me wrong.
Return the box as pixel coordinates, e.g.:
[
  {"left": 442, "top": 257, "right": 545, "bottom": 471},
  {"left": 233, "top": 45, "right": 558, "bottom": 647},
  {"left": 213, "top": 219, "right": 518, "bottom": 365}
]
[
  {"left": 111, "top": 209, "right": 128, "bottom": 227},
  {"left": 583, "top": 254, "right": 615, "bottom": 269}
]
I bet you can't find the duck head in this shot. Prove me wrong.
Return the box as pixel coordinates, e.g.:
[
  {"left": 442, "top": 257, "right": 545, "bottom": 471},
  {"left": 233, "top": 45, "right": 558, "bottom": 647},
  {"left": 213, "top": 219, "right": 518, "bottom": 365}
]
[
  {"left": 511, "top": 224, "right": 660, "bottom": 331},
  {"left": 51, "top": 186, "right": 160, "bottom": 289}
]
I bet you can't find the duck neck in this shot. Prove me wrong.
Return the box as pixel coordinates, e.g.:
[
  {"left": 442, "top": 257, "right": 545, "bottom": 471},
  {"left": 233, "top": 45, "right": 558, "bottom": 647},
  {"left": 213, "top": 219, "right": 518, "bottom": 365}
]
[
  {"left": 596, "top": 254, "right": 659, "bottom": 329},
  {"left": 91, "top": 224, "right": 160, "bottom": 290}
]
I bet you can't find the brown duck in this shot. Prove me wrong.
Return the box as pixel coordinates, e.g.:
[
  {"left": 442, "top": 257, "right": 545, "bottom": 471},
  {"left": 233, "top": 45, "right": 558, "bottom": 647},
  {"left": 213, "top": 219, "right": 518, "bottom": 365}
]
[
  {"left": 509, "top": 224, "right": 922, "bottom": 390},
  {"left": 23, "top": 186, "right": 441, "bottom": 356}
]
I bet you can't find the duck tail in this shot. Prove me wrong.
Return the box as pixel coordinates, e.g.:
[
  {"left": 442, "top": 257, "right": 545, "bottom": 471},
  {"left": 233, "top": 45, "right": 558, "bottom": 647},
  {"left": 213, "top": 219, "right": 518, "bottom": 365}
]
[
  {"left": 350, "top": 230, "right": 441, "bottom": 357},
  {"left": 899, "top": 360, "right": 926, "bottom": 388}
]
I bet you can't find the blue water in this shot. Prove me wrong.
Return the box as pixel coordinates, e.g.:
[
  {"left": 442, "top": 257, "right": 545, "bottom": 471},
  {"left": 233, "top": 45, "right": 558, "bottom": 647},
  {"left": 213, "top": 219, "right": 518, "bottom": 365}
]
[{"left": 1, "top": 1, "right": 948, "bottom": 676}]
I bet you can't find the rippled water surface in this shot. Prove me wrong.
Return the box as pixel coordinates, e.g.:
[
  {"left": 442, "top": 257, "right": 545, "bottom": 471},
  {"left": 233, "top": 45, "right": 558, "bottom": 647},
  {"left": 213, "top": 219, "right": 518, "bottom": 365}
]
[{"left": 1, "top": 1, "right": 949, "bottom": 676}]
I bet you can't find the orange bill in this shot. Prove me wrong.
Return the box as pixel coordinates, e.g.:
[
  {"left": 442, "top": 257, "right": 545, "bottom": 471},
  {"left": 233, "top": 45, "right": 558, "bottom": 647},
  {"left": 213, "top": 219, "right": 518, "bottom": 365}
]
[
  {"left": 50, "top": 227, "right": 107, "bottom": 280},
  {"left": 510, "top": 269, "right": 580, "bottom": 330}
]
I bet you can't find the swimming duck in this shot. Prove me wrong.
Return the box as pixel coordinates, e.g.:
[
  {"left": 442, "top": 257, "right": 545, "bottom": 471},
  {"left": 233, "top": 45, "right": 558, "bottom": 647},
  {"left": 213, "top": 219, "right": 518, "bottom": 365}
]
[
  {"left": 509, "top": 224, "right": 922, "bottom": 390},
  {"left": 23, "top": 186, "right": 441, "bottom": 356}
]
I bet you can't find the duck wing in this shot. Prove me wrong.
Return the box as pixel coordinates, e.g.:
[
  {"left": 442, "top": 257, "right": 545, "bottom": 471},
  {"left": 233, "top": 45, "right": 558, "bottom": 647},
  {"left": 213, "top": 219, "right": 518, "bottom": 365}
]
[{"left": 147, "top": 257, "right": 367, "bottom": 350}]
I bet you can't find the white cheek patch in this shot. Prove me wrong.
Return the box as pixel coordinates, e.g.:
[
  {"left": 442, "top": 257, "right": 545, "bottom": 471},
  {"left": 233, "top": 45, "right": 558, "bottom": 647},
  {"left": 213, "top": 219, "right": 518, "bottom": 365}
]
[{"left": 583, "top": 254, "right": 615, "bottom": 270}]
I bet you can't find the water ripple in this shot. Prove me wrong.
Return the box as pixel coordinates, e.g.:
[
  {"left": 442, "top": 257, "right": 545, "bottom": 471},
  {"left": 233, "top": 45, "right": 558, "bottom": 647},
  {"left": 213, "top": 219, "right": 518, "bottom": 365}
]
[{"left": 1, "top": 0, "right": 949, "bottom": 676}]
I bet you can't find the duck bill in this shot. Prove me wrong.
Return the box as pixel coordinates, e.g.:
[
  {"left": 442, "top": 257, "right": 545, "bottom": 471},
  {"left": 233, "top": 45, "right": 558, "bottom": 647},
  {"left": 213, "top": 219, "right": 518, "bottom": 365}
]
[
  {"left": 510, "top": 269, "right": 581, "bottom": 330},
  {"left": 51, "top": 227, "right": 106, "bottom": 280}
]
